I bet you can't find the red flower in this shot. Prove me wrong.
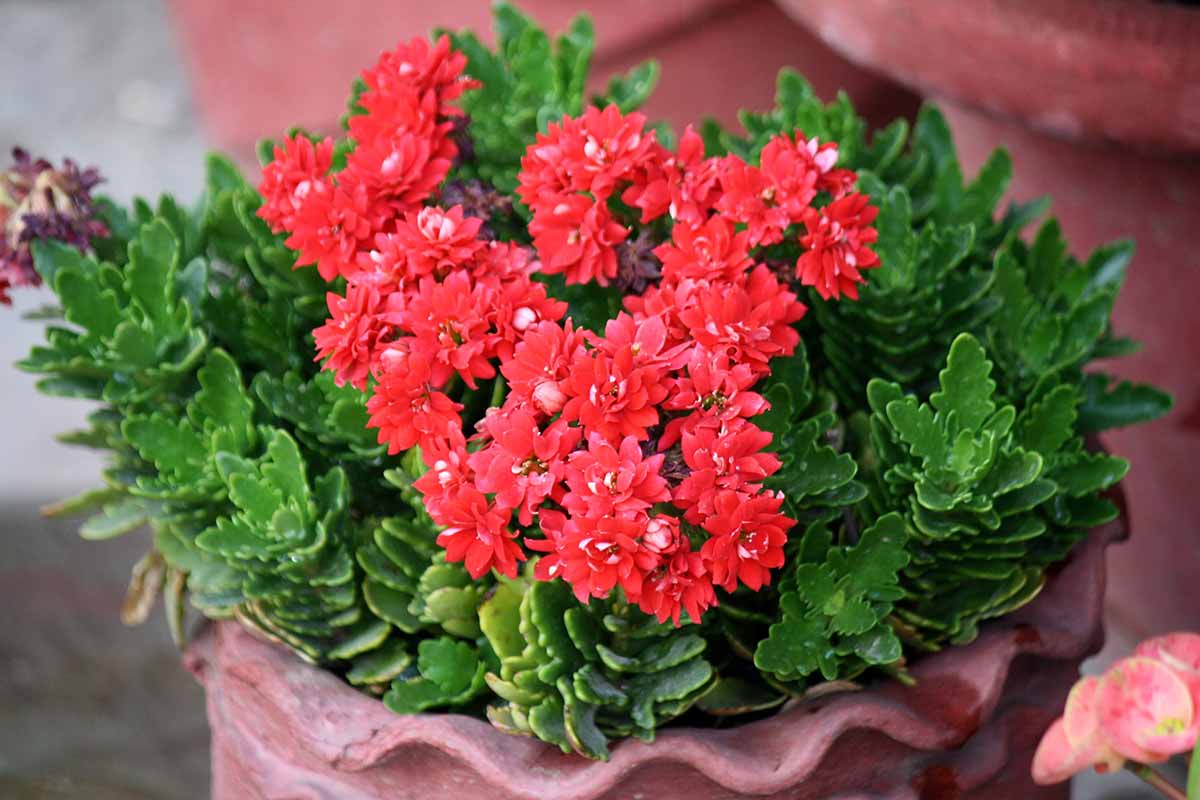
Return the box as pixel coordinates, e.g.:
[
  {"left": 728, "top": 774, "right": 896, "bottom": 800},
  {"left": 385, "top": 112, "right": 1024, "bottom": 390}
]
[
  {"left": 674, "top": 418, "right": 781, "bottom": 523},
  {"left": 469, "top": 409, "right": 580, "bottom": 525},
  {"left": 531, "top": 513, "right": 659, "bottom": 604},
  {"left": 434, "top": 485, "right": 523, "bottom": 579},
  {"left": 529, "top": 195, "right": 627, "bottom": 286},
  {"left": 677, "top": 266, "right": 806, "bottom": 374},
  {"left": 347, "top": 80, "right": 446, "bottom": 152},
  {"left": 622, "top": 126, "right": 719, "bottom": 226},
  {"left": 312, "top": 282, "right": 393, "bottom": 390},
  {"left": 714, "top": 155, "right": 790, "bottom": 247},
  {"left": 660, "top": 347, "right": 769, "bottom": 448},
  {"left": 639, "top": 538, "right": 717, "bottom": 625},
  {"left": 797, "top": 192, "right": 880, "bottom": 301},
  {"left": 518, "top": 105, "right": 656, "bottom": 206},
  {"left": 621, "top": 278, "right": 699, "bottom": 352},
  {"left": 344, "top": 127, "right": 454, "bottom": 210},
  {"left": 257, "top": 134, "right": 333, "bottom": 233},
  {"left": 487, "top": 273, "right": 568, "bottom": 363},
  {"left": 595, "top": 312, "right": 688, "bottom": 372},
  {"left": 366, "top": 346, "right": 464, "bottom": 454},
  {"left": 562, "top": 433, "right": 670, "bottom": 517},
  {"left": 653, "top": 215, "right": 753, "bottom": 284},
  {"left": 285, "top": 175, "right": 381, "bottom": 281},
  {"left": 413, "top": 427, "right": 471, "bottom": 520},
  {"left": 560, "top": 347, "right": 667, "bottom": 441},
  {"left": 392, "top": 270, "right": 496, "bottom": 388},
  {"left": 500, "top": 319, "right": 587, "bottom": 416},
  {"left": 641, "top": 514, "right": 685, "bottom": 557},
  {"left": 369, "top": 205, "right": 485, "bottom": 282},
  {"left": 759, "top": 130, "right": 855, "bottom": 219},
  {"left": 700, "top": 490, "right": 793, "bottom": 592},
  {"left": 562, "top": 105, "right": 657, "bottom": 201},
  {"left": 470, "top": 240, "right": 537, "bottom": 283},
  {"left": 361, "top": 35, "right": 476, "bottom": 109}
]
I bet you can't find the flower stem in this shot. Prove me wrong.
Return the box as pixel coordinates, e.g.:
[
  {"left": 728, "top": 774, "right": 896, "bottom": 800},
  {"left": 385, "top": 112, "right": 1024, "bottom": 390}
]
[
  {"left": 1126, "top": 763, "right": 1187, "bottom": 800},
  {"left": 1187, "top": 738, "right": 1199, "bottom": 800},
  {"left": 489, "top": 374, "right": 507, "bottom": 409}
]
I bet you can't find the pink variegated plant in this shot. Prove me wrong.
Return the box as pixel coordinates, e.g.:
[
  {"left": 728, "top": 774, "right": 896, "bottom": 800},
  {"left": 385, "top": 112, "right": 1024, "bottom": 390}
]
[{"left": 1033, "top": 632, "right": 1200, "bottom": 799}]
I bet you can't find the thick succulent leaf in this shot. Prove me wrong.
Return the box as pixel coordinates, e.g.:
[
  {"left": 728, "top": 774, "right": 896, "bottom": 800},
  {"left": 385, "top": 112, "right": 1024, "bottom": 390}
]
[
  {"left": 756, "top": 515, "right": 907, "bottom": 681},
  {"left": 1077, "top": 373, "right": 1173, "bottom": 433},
  {"left": 931, "top": 334, "right": 996, "bottom": 432}
]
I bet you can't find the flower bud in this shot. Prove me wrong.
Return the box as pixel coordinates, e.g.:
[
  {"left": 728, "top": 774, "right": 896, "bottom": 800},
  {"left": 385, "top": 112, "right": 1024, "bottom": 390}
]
[{"left": 532, "top": 379, "right": 567, "bottom": 415}]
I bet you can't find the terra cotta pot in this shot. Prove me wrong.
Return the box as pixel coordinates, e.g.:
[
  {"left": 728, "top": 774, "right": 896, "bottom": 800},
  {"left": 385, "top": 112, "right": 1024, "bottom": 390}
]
[
  {"left": 183, "top": 514, "right": 1124, "bottom": 800},
  {"left": 773, "top": 0, "right": 1200, "bottom": 648},
  {"left": 165, "top": 0, "right": 919, "bottom": 161}
]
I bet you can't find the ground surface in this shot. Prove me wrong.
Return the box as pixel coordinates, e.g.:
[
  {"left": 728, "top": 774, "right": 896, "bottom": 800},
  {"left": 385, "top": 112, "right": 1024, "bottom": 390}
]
[{"left": 0, "top": 1, "right": 1171, "bottom": 797}]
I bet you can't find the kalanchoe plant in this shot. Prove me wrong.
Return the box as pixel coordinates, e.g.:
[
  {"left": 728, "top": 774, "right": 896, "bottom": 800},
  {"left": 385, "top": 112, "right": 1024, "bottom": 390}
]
[{"left": 9, "top": 3, "right": 1170, "bottom": 761}]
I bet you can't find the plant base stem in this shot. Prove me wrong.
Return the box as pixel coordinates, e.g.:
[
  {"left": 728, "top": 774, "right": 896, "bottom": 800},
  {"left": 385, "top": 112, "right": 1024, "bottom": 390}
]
[{"left": 1126, "top": 763, "right": 1187, "bottom": 800}]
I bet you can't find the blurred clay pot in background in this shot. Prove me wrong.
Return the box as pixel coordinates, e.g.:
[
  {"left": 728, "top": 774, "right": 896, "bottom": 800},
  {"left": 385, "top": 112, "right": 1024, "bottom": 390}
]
[
  {"left": 774, "top": 0, "right": 1200, "bottom": 643},
  {"left": 165, "top": 0, "right": 919, "bottom": 159}
]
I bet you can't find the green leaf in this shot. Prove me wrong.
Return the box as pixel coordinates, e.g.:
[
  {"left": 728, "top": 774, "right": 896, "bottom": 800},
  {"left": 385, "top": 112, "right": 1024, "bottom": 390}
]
[
  {"left": 55, "top": 269, "right": 122, "bottom": 339},
  {"left": 383, "top": 677, "right": 454, "bottom": 714},
  {"left": 1016, "top": 384, "right": 1078, "bottom": 456},
  {"left": 955, "top": 148, "right": 1011, "bottom": 226},
  {"left": 126, "top": 219, "right": 179, "bottom": 328},
  {"left": 225, "top": 471, "right": 284, "bottom": 528},
  {"left": 205, "top": 153, "right": 244, "bottom": 196},
  {"left": 347, "top": 638, "right": 412, "bottom": 687},
  {"left": 595, "top": 634, "right": 706, "bottom": 674},
  {"left": 1082, "top": 240, "right": 1134, "bottom": 299},
  {"left": 842, "top": 514, "right": 911, "bottom": 591},
  {"left": 418, "top": 637, "right": 480, "bottom": 695},
  {"left": 480, "top": 581, "right": 526, "bottom": 659},
  {"left": 80, "top": 497, "right": 156, "bottom": 540},
  {"left": 261, "top": 430, "right": 308, "bottom": 506},
  {"left": 755, "top": 609, "right": 833, "bottom": 680},
  {"left": 41, "top": 486, "right": 123, "bottom": 518},
  {"left": 595, "top": 60, "right": 659, "bottom": 113},
  {"left": 886, "top": 397, "right": 944, "bottom": 466},
  {"left": 931, "top": 334, "right": 996, "bottom": 431},
  {"left": 192, "top": 349, "right": 254, "bottom": 448},
  {"left": 31, "top": 238, "right": 91, "bottom": 288},
  {"left": 1053, "top": 452, "right": 1128, "bottom": 497},
  {"left": 363, "top": 579, "right": 423, "bottom": 632},
  {"left": 327, "top": 617, "right": 391, "bottom": 661},
  {"left": 1077, "top": 374, "right": 1173, "bottom": 433},
  {"left": 756, "top": 515, "right": 907, "bottom": 680},
  {"left": 695, "top": 677, "right": 785, "bottom": 716},
  {"left": 122, "top": 415, "right": 206, "bottom": 479},
  {"left": 559, "top": 678, "right": 609, "bottom": 760}
]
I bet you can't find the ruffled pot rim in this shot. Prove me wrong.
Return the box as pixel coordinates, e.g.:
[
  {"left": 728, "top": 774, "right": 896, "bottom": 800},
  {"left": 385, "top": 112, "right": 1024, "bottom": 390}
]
[{"left": 184, "top": 508, "right": 1125, "bottom": 799}]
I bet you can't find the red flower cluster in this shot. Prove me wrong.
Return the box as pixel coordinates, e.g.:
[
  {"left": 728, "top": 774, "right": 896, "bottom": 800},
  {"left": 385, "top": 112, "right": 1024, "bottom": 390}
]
[
  {"left": 264, "top": 35, "right": 879, "bottom": 627},
  {"left": 258, "top": 35, "right": 476, "bottom": 281},
  {"left": 522, "top": 118, "right": 877, "bottom": 299}
]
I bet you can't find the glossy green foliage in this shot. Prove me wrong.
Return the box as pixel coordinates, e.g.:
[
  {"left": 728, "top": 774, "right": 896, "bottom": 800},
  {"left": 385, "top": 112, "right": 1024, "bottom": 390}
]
[
  {"left": 481, "top": 577, "right": 714, "bottom": 760},
  {"left": 438, "top": 3, "right": 657, "bottom": 194},
  {"left": 24, "top": 156, "right": 485, "bottom": 709},
  {"left": 985, "top": 221, "right": 1171, "bottom": 425},
  {"left": 862, "top": 334, "right": 1127, "bottom": 647},
  {"left": 755, "top": 342, "right": 866, "bottom": 522},
  {"left": 755, "top": 514, "right": 908, "bottom": 683}
]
